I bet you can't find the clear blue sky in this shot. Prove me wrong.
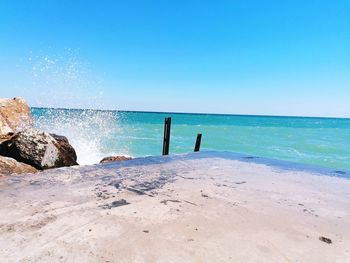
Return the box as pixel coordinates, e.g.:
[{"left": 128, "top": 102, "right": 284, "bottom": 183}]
[{"left": 0, "top": 0, "right": 349, "bottom": 117}]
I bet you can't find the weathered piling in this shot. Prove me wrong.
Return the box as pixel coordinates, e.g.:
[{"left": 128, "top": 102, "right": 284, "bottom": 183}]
[
  {"left": 162, "top": 117, "right": 171, "bottom": 155},
  {"left": 194, "top": 133, "right": 202, "bottom": 152}
]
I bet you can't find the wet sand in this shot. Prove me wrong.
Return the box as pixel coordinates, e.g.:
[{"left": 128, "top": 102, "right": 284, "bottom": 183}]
[{"left": 0, "top": 152, "right": 349, "bottom": 262}]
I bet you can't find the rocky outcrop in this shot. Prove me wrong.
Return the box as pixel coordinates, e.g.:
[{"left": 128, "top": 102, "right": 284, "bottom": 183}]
[
  {"left": 0, "top": 156, "right": 38, "bottom": 176},
  {"left": 0, "top": 97, "right": 79, "bottom": 175},
  {"left": 100, "top": 156, "right": 132, "bottom": 164},
  {"left": 0, "top": 98, "right": 33, "bottom": 143},
  {"left": 0, "top": 128, "right": 78, "bottom": 170}
]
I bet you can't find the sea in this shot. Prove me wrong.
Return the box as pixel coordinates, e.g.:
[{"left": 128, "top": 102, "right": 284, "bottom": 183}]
[{"left": 31, "top": 108, "right": 350, "bottom": 171}]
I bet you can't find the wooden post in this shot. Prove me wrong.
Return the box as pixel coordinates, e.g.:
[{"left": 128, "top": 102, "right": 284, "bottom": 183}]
[
  {"left": 162, "top": 117, "right": 171, "bottom": 155},
  {"left": 194, "top": 133, "right": 202, "bottom": 152}
]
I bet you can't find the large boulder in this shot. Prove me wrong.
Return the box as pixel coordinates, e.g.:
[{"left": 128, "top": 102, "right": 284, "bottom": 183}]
[
  {"left": 0, "top": 156, "right": 38, "bottom": 176},
  {"left": 0, "top": 97, "right": 33, "bottom": 143},
  {"left": 0, "top": 128, "right": 78, "bottom": 170}
]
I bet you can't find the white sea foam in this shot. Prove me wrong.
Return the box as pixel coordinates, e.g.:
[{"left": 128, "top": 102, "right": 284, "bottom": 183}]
[{"left": 34, "top": 108, "right": 129, "bottom": 165}]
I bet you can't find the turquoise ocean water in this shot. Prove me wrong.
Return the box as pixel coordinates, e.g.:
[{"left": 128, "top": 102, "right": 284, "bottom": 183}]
[{"left": 31, "top": 108, "right": 350, "bottom": 171}]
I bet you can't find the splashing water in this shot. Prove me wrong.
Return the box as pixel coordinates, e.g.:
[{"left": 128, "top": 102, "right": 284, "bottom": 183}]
[
  {"left": 32, "top": 108, "right": 130, "bottom": 164},
  {"left": 20, "top": 50, "right": 125, "bottom": 164},
  {"left": 20, "top": 49, "right": 107, "bottom": 110}
]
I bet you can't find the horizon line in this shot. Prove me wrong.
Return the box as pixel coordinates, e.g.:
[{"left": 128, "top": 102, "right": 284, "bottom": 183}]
[{"left": 30, "top": 106, "right": 350, "bottom": 120}]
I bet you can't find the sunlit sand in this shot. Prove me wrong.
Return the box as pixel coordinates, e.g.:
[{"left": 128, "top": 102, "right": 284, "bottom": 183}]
[{"left": 1, "top": 152, "right": 349, "bottom": 262}]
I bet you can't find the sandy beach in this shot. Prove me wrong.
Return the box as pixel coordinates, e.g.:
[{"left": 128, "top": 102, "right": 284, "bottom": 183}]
[{"left": 0, "top": 152, "right": 349, "bottom": 262}]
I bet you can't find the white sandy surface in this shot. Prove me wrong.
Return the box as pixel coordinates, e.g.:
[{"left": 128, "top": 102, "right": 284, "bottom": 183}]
[{"left": 0, "top": 152, "right": 349, "bottom": 262}]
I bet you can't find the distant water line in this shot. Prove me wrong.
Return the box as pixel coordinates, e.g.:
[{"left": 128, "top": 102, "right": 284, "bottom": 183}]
[{"left": 31, "top": 107, "right": 350, "bottom": 170}]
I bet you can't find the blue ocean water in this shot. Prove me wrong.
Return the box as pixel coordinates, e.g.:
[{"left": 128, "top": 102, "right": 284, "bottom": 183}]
[{"left": 31, "top": 108, "right": 350, "bottom": 170}]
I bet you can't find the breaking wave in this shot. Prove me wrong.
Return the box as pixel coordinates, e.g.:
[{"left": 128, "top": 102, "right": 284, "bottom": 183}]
[{"left": 32, "top": 108, "right": 131, "bottom": 165}]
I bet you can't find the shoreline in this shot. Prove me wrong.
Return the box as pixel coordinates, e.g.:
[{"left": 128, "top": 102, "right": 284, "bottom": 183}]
[
  {"left": 97, "top": 150, "right": 350, "bottom": 179},
  {"left": 1, "top": 151, "right": 349, "bottom": 262}
]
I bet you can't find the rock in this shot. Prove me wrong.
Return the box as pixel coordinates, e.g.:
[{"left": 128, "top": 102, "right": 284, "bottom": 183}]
[
  {"left": 319, "top": 236, "right": 332, "bottom": 244},
  {"left": 100, "top": 156, "right": 132, "bottom": 164},
  {"left": 0, "top": 128, "right": 78, "bottom": 170},
  {"left": 50, "top": 134, "right": 79, "bottom": 167},
  {"left": 0, "top": 156, "right": 38, "bottom": 176},
  {"left": 0, "top": 97, "right": 33, "bottom": 143}
]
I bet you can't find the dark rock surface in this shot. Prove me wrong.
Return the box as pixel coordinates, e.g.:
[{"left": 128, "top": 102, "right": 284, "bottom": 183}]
[
  {"left": 100, "top": 156, "right": 132, "bottom": 164},
  {"left": 50, "top": 134, "right": 78, "bottom": 168},
  {"left": 0, "top": 128, "right": 78, "bottom": 170}
]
